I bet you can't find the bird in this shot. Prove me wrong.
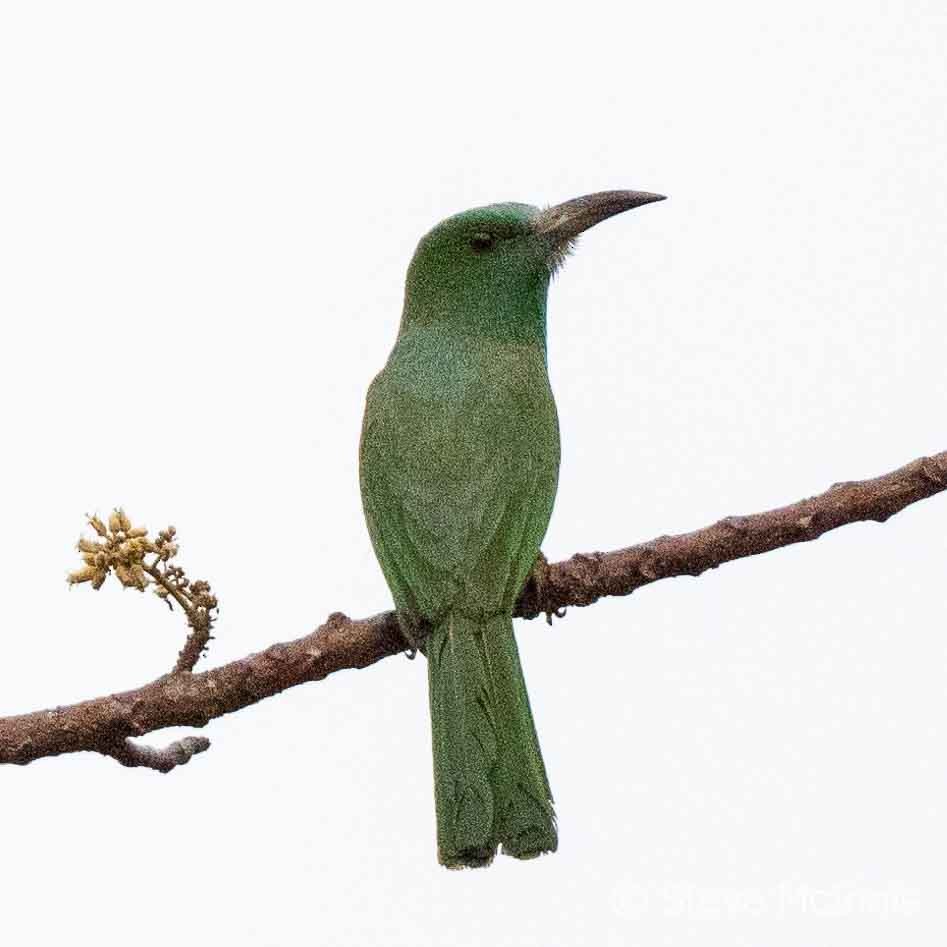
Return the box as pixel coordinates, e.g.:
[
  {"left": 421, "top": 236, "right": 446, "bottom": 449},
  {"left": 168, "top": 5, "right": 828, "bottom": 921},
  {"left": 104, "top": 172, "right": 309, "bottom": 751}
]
[{"left": 359, "top": 190, "right": 666, "bottom": 868}]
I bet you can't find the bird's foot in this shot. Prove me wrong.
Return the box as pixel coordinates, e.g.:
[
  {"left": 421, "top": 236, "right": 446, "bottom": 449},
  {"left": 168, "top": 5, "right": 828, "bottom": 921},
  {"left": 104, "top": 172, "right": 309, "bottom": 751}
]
[
  {"left": 520, "top": 551, "right": 567, "bottom": 625},
  {"left": 396, "top": 614, "right": 427, "bottom": 658}
]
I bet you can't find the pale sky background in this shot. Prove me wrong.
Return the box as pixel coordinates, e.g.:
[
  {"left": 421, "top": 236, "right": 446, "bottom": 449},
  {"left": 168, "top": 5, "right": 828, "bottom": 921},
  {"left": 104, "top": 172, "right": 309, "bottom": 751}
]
[{"left": 1, "top": 2, "right": 945, "bottom": 945}]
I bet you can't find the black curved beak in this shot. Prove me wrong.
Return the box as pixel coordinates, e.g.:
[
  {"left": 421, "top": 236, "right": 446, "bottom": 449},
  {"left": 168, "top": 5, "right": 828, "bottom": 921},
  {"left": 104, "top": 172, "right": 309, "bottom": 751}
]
[{"left": 533, "top": 189, "right": 666, "bottom": 243}]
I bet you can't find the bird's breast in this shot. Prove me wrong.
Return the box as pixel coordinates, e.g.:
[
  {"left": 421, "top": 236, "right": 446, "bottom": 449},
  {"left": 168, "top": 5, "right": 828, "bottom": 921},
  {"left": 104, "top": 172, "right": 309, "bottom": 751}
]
[{"left": 381, "top": 326, "right": 553, "bottom": 412}]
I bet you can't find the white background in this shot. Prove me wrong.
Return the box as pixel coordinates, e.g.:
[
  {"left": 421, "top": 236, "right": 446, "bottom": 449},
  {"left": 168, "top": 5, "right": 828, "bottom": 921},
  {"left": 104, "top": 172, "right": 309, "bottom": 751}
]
[{"left": 1, "top": 2, "right": 945, "bottom": 945}]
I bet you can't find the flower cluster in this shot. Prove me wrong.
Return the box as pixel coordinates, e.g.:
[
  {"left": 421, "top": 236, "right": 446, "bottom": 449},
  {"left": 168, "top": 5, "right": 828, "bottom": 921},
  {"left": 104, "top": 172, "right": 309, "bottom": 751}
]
[
  {"left": 68, "top": 509, "right": 217, "bottom": 630},
  {"left": 69, "top": 509, "right": 156, "bottom": 591}
]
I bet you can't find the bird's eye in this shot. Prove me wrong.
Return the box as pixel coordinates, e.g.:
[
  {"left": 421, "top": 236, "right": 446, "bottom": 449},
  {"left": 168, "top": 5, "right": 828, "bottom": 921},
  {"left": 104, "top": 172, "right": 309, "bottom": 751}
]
[{"left": 469, "top": 232, "right": 496, "bottom": 253}]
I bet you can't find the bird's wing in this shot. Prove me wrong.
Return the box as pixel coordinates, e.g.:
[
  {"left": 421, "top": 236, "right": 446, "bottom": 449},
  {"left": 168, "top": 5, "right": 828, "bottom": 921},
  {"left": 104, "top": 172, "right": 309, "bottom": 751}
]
[{"left": 359, "top": 366, "right": 558, "bottom": 623}]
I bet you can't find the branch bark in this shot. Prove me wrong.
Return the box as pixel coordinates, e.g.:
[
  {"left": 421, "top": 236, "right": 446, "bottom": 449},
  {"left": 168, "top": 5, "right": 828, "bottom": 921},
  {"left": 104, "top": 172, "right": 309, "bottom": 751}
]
[{"left": 2, "top": 450, "right": 944, "bottom": 770}]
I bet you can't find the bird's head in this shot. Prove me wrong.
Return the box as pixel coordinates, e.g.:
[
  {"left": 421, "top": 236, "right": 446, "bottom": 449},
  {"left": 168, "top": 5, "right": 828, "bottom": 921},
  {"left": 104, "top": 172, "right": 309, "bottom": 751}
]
[{"left": 401, "top": 190, "right": 665, "bottom": 343}]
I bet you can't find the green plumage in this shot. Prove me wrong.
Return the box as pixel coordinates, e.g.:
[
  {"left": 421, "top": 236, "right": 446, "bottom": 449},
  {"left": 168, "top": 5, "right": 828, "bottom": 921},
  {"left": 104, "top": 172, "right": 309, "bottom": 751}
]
[{"left": 359, "top": 191, "right": 664, "bottom": 867}]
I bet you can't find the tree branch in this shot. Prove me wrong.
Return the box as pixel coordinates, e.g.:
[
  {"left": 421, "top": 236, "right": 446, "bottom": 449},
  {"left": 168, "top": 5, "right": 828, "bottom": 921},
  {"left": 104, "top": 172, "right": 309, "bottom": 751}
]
[{"left": 2, "top": 450, "right": 944, "bottom": 769}]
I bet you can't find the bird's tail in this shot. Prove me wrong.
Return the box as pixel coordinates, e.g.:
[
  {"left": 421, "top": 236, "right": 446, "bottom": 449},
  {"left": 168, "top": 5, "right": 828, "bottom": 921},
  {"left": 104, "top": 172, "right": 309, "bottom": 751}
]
[{"left": 425, "top": 611, "right": 557, "bottom": 868}]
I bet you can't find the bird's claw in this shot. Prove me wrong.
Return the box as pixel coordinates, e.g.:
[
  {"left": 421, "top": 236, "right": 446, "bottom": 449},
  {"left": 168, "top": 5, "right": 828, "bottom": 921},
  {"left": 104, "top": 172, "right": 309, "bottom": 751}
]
[
  {"left": 545, "top": 606, "right": 567, "bottom": 626},
  {"left": 521, "top": 550, "right": 564, "bottom": 626}
]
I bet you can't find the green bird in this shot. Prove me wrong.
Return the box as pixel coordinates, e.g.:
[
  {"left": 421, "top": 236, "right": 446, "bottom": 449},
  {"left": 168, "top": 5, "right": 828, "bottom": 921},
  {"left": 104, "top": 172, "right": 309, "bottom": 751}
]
[{"left": 359, "top": 189, "right": 665, "bottom": 868}]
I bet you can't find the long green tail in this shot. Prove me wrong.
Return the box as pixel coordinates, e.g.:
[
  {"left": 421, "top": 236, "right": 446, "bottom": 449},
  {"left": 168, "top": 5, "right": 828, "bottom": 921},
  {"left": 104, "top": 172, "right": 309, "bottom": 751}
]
[{"left": 426, "top": 611, "right": 557, "bottom": 868}]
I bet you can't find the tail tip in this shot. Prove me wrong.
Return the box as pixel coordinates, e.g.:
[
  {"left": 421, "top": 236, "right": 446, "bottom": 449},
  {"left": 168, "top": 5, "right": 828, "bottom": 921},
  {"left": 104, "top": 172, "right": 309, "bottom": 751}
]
[
  {"left": 439, "top": 844, "right": 497, "bottom": 870},
  {"left": 500, "top": 834, "right": 558, "bottom": 861}
]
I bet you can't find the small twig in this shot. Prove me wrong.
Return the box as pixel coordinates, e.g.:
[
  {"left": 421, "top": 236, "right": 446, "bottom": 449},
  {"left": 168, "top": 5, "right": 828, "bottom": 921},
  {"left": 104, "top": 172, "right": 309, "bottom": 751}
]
[
  {"left": 173, "top": 622, "right": 214, "bottom": 674},
  {"left": 142, "top": 560, "right": 192, "bottom": 615},
  {"left": 102, "top": 735, "right": 211, "bottom": 772},
  {"left": 69, "top": 513, "right": 218, "bottom": 672}
]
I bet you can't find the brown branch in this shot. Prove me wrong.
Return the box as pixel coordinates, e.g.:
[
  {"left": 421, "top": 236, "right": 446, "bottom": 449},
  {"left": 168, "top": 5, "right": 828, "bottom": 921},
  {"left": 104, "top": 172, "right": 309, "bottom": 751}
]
[
  {"left": 0, "top": 611, "right": 406, "bottom": 768},
  {"left": 2, "top": 450, "right": 944, "bottom": 770},
  {"left": 519, "top": 450, "right": 947, "bottom": 614}
]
